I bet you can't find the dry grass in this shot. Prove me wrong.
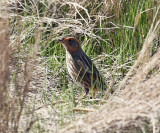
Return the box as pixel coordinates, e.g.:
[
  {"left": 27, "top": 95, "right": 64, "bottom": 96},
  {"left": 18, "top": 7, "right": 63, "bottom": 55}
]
[
  {"left": 0, "top": 12, "right": 10, "bottom": 133},
  {"left": 0, "top": 1, "right": 40, "bottom": 132}
]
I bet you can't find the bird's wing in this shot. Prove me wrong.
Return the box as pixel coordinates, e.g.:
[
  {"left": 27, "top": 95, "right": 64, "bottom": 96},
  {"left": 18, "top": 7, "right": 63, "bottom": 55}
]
[{"left": 74, "top": 53, "right": 104, "bottom": 89}]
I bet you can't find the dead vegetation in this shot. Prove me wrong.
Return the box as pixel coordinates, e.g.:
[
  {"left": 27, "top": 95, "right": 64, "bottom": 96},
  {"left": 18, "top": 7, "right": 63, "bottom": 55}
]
[
  {"left": 0, "top": 12, "right": 10, "bottom": 133},
  {"left": 0, "top": 1, "right": 40, "bottom": 132}
]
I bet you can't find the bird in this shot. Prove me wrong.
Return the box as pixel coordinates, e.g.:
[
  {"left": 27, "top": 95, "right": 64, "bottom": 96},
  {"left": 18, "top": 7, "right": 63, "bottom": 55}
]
[{"left": 58, "top": 36, "right": 106, "bottom": 98}]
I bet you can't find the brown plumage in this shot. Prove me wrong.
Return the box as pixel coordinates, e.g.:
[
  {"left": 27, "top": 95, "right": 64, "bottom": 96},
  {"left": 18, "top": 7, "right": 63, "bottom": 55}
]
[{"left": 58, "top": 36, "right": 105, "bottom": 98}]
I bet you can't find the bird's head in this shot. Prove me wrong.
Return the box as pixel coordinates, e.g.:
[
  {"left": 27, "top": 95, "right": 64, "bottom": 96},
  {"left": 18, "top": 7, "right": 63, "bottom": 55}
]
[{"left": 58, "top": 37, "right": 80, "bottom": 52}]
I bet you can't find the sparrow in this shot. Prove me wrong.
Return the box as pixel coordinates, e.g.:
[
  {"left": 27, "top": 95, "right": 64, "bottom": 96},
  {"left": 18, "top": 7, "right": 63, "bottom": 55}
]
[{"left": 58, "top": 36, "right": 105, "bottom": 98}]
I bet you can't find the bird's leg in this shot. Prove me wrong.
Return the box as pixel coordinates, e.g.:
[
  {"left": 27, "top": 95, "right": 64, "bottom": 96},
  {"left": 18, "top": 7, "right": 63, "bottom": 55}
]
[
  {"left": 93, "top": 90, "right": 96, "bottom": 99},
  {"left": 90, "top": 89, "right": 96, "bottom": 99},
  {"left": 78, "top": 88, "right": 89, "bottom": 103},
  {"left": 83, "top": 88, "right": 89, "bottom": 98}
]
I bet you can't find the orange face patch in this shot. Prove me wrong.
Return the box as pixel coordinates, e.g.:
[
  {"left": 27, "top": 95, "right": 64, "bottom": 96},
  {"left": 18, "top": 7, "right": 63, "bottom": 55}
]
[
  {"left": 65, "top": 43, "right": 78, "bottom": 52},
  {"left": 62, "top": 37, "right": 80, "bottom": 52}
]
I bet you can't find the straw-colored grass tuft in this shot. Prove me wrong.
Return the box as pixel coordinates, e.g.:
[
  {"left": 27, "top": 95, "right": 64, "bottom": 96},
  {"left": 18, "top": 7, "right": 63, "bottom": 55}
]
[{"left": 0, "top": 13, "right": 10, "bottom": 133}]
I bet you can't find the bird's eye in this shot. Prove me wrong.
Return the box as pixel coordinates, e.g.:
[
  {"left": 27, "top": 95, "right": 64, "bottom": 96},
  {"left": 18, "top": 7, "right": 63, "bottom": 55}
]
[
  {"left": 68, "top": 39, "right": 78, "bottom": 48},
  {"left": 68, "top": 39, "right": 72, "bottom": 43}
]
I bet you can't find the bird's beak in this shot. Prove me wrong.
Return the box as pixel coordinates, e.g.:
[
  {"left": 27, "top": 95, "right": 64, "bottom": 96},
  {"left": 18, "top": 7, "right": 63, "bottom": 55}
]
[{"left": 58, "top": 39, "right": 63, "bottom": 44}]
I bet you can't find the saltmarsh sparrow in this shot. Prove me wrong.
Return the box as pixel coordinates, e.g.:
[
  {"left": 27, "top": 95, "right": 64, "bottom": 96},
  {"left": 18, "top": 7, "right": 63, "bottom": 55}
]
[{"left": 58, "top": 37, "right": 106, "bottom": 98}]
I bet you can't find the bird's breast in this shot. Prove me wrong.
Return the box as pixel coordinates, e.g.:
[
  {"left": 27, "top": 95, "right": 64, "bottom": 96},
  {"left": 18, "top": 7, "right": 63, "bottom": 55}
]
[
  {"left": 66, "top": 52, "right": 84, "bottom": 87},
  {"left": 66, "top": 52, "right": 76, "bottom": 80}
]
